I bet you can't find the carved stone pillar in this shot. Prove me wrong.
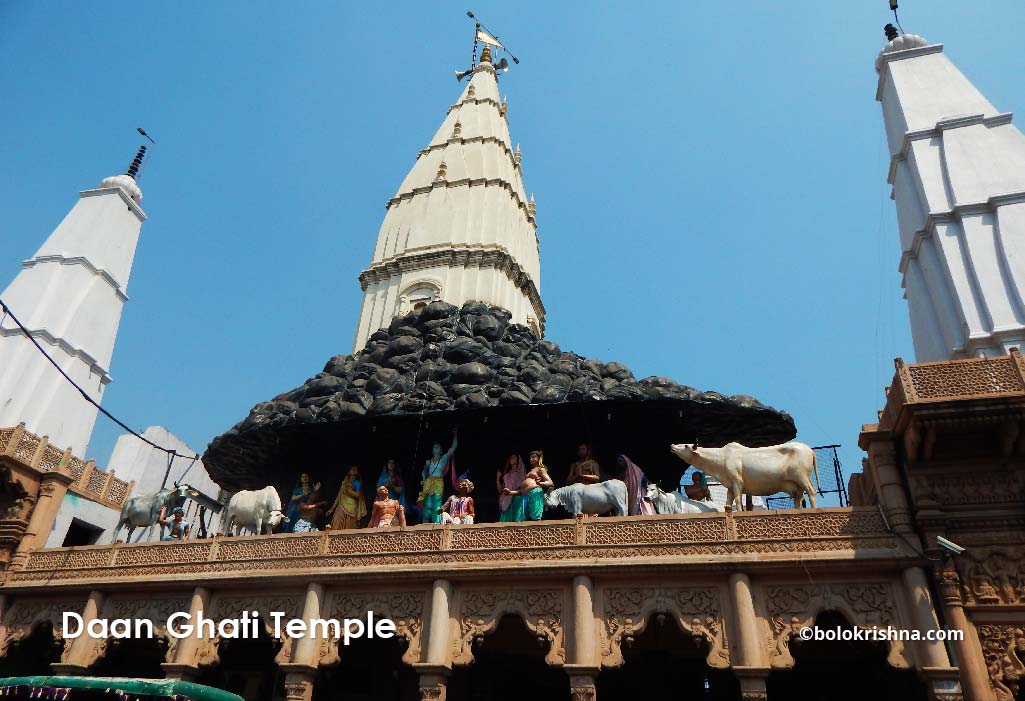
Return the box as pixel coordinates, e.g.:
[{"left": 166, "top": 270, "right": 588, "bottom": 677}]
[
  {"left": 936, "top": 565, "right": 996, "bottom": 701},
  {"left": 290, "top": 583, "right": 324, "bottom": 665},
  {"left": 414, "top": 579, "right": 453, "bottom": 700},
  {"left": 866, "top": 439, "right": 914, "bottom": 534},
  {"left": 729, "top": 573, "right": 768, "bottom": 700},
  {"left": 571, "top": 576, "right": 597, "bottom": 666},
  {"left": 565, "top": 664, "right": 598, "bottom": 700},
  {"left": 11, "top": 471, "right": 72, "bottom": 568},
  {"left": 162, "top": 586, "right": 210, "bottom": 681},
  {"left": 280, "top": 667, "right": 316, "bottom": 701},
  {"left": 51, "top": 589, "right": 104, "bottom": 675}
]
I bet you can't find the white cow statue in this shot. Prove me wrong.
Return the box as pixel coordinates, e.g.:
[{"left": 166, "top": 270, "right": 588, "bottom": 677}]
[
  {"left": 223, "top": 486, "right": 288, "bottom": 535},
  {"left": 544, "top": 480, "right": 627, "bottom": 517},
  {"left": 670, "top": 441, "right": 820, "bottom": 511},
  {"left": 644, "top": 483, "right": 723, "bottom": 514}
]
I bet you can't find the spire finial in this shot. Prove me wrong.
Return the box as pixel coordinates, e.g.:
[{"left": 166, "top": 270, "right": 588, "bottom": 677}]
[
  {"left": 528, "top": 193, "right": 536, "bottom": 218},
  {"left": 480, "top": 44, "right": 492, "bottom": 64},
  {"left": 126, "top": 145, "right": 147, "bottom": 180}
]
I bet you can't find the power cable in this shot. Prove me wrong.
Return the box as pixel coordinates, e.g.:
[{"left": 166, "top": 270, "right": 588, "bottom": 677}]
[{"left": 0, "top": 297, "right": 201, "bottom": 462}]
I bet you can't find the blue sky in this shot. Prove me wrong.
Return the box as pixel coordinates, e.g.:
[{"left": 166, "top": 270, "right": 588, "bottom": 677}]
[{"left": 1, "top": 1, "right": 1023, "bottom": 502}]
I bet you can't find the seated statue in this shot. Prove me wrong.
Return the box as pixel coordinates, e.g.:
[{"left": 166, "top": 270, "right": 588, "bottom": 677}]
[
  {"left": 684, "top": 471, "right": 712, "bottom": 502},
  {"left": 440, "top": 479, "right": 475, "bottom": 525},
  {"left": 369, "top": 485, "right": 406, "bottom": 528},
  {"left": 158, "top": 506, "right": 191, "bottom": 541},
  {"left": 294, "top": 489, "right": 327, "bottom": 533}
]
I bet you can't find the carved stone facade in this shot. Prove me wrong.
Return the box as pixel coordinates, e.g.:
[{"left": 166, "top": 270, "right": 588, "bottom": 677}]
[{"left": 453, "top": 588, "right": 566, "bottom": 666}]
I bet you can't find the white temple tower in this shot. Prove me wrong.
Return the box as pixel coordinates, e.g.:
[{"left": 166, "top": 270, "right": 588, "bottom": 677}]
[
  {"left": 0, "top": 150, "right": 148, "bottom": 456},
  {"left": 353, "top": 45, "right": 544, "bottom": 350},
  {"left": 876, "top": 32, "right": 1025, "bottom": 361}
]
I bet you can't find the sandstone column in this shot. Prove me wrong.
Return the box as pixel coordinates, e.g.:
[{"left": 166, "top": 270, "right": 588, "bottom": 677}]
[
  {"left": 729, "top": 572, "right": 768, "bottom": 701},
  {"left": 52, "top": 589, "right": 105, "bottom": 675},
  {"left": 162, "top": 586, "right": 211, "bottom": 682},
  {"left": 11, "top": 471, "right": 72, "bottom": 568},
  {"left": 866, "top": 440, "right": 915, "bottom": 534},
  {"left": 937, "top": 565, "right": 995, "bottom": 701},
  {"left": 278, "top": 583, "right": 325, "bottom": 701},
  {"left": 414, "top": 579, "right": 453, "bottom": 700},
  {"left": 564, "top": 575, "right": 599, "bottom": 700}
]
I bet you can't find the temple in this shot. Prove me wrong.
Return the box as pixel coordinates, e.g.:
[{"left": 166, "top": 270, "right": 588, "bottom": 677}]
[
  {"left": 353, "top": 45, "right": 545, "bottom": 350},
  {"left": 0, "top": 20, "right": 1023, "bottom": 701},
  {"left": 0, "top": 151, "right": 147, "bottom": 457},
  {"left": 877, "top": 32, "right": 1025, "bottom": 361}
]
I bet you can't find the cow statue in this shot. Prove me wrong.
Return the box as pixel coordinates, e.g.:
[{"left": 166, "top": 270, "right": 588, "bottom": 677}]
[
  {"left": 222, "top": 486, "right": 288, "bottom": 536},
  {"left": 644, "top": 483, "right": 723, "bottom": 514},
  {"left": 671, "top": 441, "right": 820, "bottom": 511},
  {"left": 544, "top": 479, "right": 627, "bottom": 517},
  {"left": 112, "top": 484, "right": 198, "bottom": 543}
]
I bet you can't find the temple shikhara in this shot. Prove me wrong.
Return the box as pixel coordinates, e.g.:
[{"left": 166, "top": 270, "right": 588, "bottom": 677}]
[{"left": 0, "top": 17, "right": 1023, "bottom": 701}]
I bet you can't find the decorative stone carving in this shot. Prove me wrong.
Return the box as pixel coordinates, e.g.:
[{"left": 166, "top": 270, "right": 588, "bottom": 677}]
[
  {"left": 764, "top": 583, "right": 908, "bottom": 669},
  {"left": 0, "top": 597, "right": 84, "bottom": 661},
  {"left": 601, "top": 586, "right": 729, "bottom": 669},
  {"left": 569, "top": 688, "right": 596, "bottom": 701},
  {"left": 977, "top": 624, "right": 1025, "bottom": 701},
  {"left": 453, "top": 589, "right": 565, "bottom": 666},
  {"left": 191, "top": 594, "right": 300, "bottom": 668},
  {"left": 418, "top": 683, "right": 445, "bottom": 701},
  {"left": 318, "top": 590, "right": 425, "bottom": 666},
  {"left": 283, "top": 680, "right": 311, "bottom": 701},
  {"left": 79, "top": 595, "right": 190, "bottom": 668},
  {"left": 910, "top": 472, "right": 1025, "bottom": 507},
  {"left": 954, "top": 548, "right": 1025, "bottom": 606}
]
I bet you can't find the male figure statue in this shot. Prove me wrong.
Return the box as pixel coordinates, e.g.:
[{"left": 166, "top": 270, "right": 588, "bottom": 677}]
[
  {"left": 418, "top": 428, "right": 458, "bottom": 524},
  {"left": 440, "top": 478, "right": 475, "bottom": 525},
  {"left": 370, "top": 485, "right": 406, "bottom": 528},
  {"left": 567, "top": 442, "right": 600, "bottom": 486}
]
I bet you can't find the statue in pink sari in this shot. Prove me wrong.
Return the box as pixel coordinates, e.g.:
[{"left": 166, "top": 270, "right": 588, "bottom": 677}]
[{"left": 497, "top": 453, "right": 527, "bottom": 522}]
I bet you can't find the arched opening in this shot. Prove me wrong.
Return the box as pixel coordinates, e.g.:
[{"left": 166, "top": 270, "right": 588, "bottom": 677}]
[
  {"left": 766, "top": 610, "right": 929, "bottom": 701},
  {"left": 597, "top": 613, "right": 739, "bottom": 700},
  {"left": 90, "top": 635, "right": 169, "bottom": 678},
  {"left": 314, "top": 633, "right": 417, "bottom": 701},
  {"left": 0, "top": 622, "right": 64, "bottom": 676},
  {"left": 195, "top": 630, "right": 284, "bottom": 701},
  {"left": 448, "top": 614, "right": 568, "bottom": 701}
]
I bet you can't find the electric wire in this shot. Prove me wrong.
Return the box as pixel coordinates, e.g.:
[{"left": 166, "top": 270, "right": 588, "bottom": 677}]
[{"left": 0, "top": 297, "right": 201, "bottom": 461}]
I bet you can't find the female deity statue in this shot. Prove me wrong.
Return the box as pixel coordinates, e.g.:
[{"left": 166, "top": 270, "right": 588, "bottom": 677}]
[
  {"left": 418, "top": 428, "right": 458, "bottom": 524},
  {"left": 327, "top": 466, "right": 367, "bottom": 530},
  {"left": 376, "top": 459, "right": 406, "bottom": 510},
  {"left": 294, "top": 488, "right": 327, "bottom": 533},
  {"left": 441, "top": 478, "right": 476, "bottom": 525},
  {"left": 497, "top": 453, "right": 526, "bottom": 522},
  {"left": 502, "top": 450, "right": 554, "bottom": 521},
  {"left": 285, "top": 472, "right": 313, "bottom": 532},
  {"left": 616, "top": 454, "right": 654, "bottom": 516},
  {"left": 567, "top": 443, "right": 600, "bottom": 486},
  {"left": 369, "top": 485, "right": 406, "bottom": 528}
]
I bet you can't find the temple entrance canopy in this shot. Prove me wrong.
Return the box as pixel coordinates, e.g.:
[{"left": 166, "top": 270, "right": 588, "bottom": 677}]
[{"left": 204, "top": 301, "right": 795, "bottom": 508}]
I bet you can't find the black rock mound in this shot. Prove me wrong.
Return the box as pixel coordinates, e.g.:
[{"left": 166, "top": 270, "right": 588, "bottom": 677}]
[{"left": 204, "top": 301, "right": 796, "bottom": 492}]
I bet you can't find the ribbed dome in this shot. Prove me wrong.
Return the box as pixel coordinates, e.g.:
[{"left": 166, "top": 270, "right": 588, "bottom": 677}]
[
  {"left": 876, "top": 33, "right": 929, "bottom": 72},
  {"left": 99, "top": 174, "right": 142, "bottom": 204}
]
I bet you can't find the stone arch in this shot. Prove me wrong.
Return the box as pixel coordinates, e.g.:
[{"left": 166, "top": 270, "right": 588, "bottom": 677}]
[
  {"left": 190, "top": 593, "right": 300, "bottom": 668},
  {"left": 763, "top": 583, "right": 911, "bottom": 670},
  {"left": 79, "top": 594, "right": 190, "bottom": 669},
  {"left": 316, "top": 590, "right": 426, "bottom": 667},
  {"left": 452, "top": 588, "right": 566, "bottom": 667},
  {"left": 0, "top": 597, "right": 83, "bottom": 665},
  {"left": 397, "top": 279, "right": 442, "bottom": 316},
  {"left": 599, "top": 585, "right": 730, "bottom": 670}
]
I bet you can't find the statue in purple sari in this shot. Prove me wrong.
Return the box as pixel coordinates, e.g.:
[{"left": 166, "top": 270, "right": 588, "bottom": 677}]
[{"left": 617, "top": 454, "right": 655, "bottom": 516}]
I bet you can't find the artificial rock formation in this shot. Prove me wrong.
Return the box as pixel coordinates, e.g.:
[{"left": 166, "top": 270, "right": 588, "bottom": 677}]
[{"left": 205, "top": 301, "right": 794, "bottom": 491}]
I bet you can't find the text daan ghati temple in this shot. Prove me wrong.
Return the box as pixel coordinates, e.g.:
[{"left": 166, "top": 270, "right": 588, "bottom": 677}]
[{"left": 0, "top": 24, "right": 1024, "bottom": 701}]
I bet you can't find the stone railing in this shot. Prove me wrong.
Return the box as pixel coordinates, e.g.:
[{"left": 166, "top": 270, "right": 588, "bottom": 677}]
[
  {"left": 894, "top": 350, "right": 1025, "bottom": 403},
  {"left": 0, "top": 424, "right": 133, "bottom": 510},
  {"left": 5, "top": 507, "right": 904, "bottom": 587}
]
